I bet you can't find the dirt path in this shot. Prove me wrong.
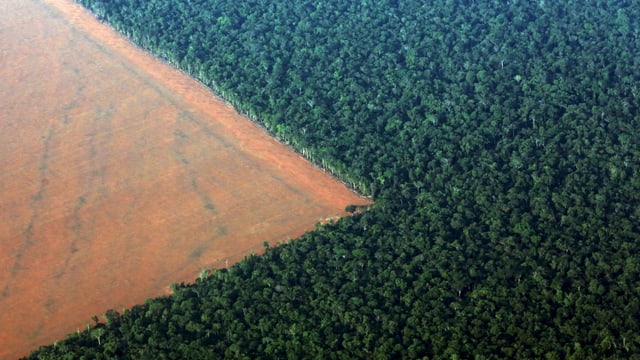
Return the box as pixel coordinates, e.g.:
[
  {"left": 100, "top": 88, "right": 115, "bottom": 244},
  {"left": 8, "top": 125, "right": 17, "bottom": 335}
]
[{"left": 0, "top": 0, "right": 369, "bottom": 358}]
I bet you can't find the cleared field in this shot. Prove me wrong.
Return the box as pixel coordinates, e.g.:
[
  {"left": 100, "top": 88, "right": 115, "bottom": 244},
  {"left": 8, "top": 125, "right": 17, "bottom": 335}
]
[{"left": 0, "top": 0, "right": 369, "bottom": 358}]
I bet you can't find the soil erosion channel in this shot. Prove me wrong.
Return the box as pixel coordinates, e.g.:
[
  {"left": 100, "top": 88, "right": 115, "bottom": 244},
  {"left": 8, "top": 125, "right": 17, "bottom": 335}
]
[{"left": 0, "top": 0, "right": 369, "bottom": 358}]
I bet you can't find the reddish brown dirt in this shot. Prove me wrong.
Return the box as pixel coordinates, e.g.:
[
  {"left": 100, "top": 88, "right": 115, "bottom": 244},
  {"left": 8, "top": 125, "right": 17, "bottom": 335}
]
[{"left": 0, "top": 0, "right": 370, "bottom": 358}]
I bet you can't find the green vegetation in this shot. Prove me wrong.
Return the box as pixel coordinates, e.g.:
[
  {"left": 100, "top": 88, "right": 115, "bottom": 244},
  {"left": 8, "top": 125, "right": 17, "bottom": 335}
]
[{"left": 27, "top": 0, "right": 640, "bottom": 358}]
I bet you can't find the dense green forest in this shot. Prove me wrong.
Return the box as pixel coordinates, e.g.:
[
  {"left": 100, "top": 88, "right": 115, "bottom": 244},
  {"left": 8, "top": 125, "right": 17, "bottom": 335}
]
[{"left": 27, "top": 0, "right": 640, "bottom": 358}]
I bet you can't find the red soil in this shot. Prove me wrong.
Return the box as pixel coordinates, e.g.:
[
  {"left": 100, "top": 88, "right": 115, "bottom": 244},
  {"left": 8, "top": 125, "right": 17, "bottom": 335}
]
[{"left": 0, "top": 0, "right": 370, "bottom": 358}]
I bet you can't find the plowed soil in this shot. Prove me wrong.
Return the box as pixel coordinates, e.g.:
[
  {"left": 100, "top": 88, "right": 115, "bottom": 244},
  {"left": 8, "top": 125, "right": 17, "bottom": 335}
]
[{"left": 0, "top": 0, "right": 369, "bottom": 358}]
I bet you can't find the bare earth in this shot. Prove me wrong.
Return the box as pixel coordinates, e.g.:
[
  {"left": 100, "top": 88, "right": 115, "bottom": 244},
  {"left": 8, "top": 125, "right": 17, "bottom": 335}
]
[{"left": 0, "top": 0, "right": 369, "bottom": 358}]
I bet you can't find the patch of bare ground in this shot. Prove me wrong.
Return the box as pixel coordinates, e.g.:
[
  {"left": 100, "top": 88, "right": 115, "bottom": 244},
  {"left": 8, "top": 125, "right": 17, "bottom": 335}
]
[{"left": 0, "top": 0, "right": 370, "bottom": 358}]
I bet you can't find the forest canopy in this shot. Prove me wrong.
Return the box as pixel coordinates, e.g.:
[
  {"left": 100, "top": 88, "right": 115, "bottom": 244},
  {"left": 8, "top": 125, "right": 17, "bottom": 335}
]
[{"left": 27, "top": 0, "right": 640, "bottom": 359}]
